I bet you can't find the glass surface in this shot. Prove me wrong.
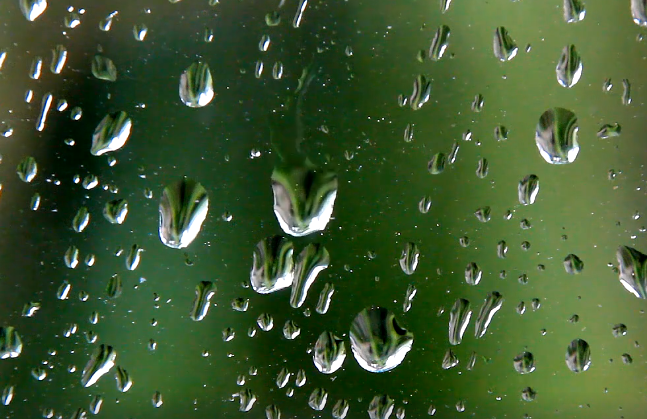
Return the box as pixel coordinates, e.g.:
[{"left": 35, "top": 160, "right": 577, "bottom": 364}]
[{"left": 0, "top": 0, "right": 646, "bottom": 418}]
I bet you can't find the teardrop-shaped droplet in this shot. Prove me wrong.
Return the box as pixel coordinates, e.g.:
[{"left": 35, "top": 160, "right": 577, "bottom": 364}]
[
  {"left": 190, "top": 281, "right": 216, "bottom": 321},
  {"left": 271, "top": 165, "right": 338, "bottom": 237},
  {"left": 20, "top": 0, "right": 47, "bottom": 21},
  {"left": 50, "top": 44, "right": 67, "bottom": 74},
  {"left": 474, "top": 292, "right": 503, "bottom": 338},
  {"left": 518, "top": 175, "right": 539, "bottom": 205},
  {"left": 315, "top": 283, "right": 335, "bottom": 314},
  {"left": 428, "top": 152, "right": 446, "bottom": 174},
  {"left": 308, "top": 388, "right": 328, "bottom": 411},
  {"left": 409, "top": 74, "right": 431, "bottom": 110},
  {"left": 272, "top": 61, "right": 284, "bottom": 79},
  {"left": 91, "top": 111, "right": 132, "bottom": 156},
  {"left": 16, "top": 156, "right": 37, "bottom": 183},
  {"left": 236, "top": 389, "right": 257, "bottom": 412},
  {"left": 465, "top": 262, "right": 482, "bottom": 285},
  {"left": 442, "top": 348, "right": 459, "bottom": 369},
  {"left": 368, "top": 394, "right": 394, "bottom": 419},
  {"left": 493, "top": 27, "right": 517, "bottom": 61},
  {"left": 399, "top": 242, "right": 420, "bottom": 275},
  {"left": 159, "top": 177, "right": 209, "bottom": 249},
  {"left": 313, "top": 331, "right": 346, "bottom": 374},
  {"left": 179, "top": 61, "right": 214, "bottom": 107},
  {"left": 115, "top": 366, "right": 133, "bottom": 392},
  {"left": 349, "top": 307, "right": 414, "bottom": 373},
  {"left": 250, "top": 236, "right": 295, "bottom": 294},
  {"left": 564, "top": 0, "right": 586, "bottom": 23},
  {"left": 535, "top": 108, "right": 579, "bottom": 164},
  {"left": 290, "top": 243, "right": 330, "bottom": 308},
  {"left": 106, "top": 274, "right": 122, "bottom": 299},
  {"left": 332, "top": 399, "right": 350, "bottom": 419},
  {"left": 81, "top": 344, "right": 116, "bottom": 387},
  {"left": 428, "top": 25, "right": 450, "bottom": 61},
  {"left": 72, "top": 206, "right": 90, "bottom": 233},
  {"left": 565, "top": 338, "right": 591, "bottom": 372},
  {"left": 556, "top": 45, "right": 582, "bottom": 88},
  {"left": 616, "top": 245, "right": 647, "bottom": 299},
  {"left": 103, "top": 199, "right": 128, "bottom": 224},
  {"left": 133, "top": 24, "right": 148, "bottom": 41},
  {"left": 1, "top": 385, "right": 14, "bottom": 406},
  {"left": 91, "top": 55, "right": 117, "bottom": 82},
  {"left": 266, "top": 11, "right": 281, "bottom": 26},
  {"left": 448, "top": 298, "right": 472, "bottom": 345}
]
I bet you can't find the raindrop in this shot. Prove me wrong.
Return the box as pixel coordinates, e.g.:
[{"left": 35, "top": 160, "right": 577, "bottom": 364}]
[
  {"left": 493, "top": 27, "right": 517, "bottom": 61},
  {"left": 313, "top": 331, "right": 346, "bottom": 374},
  {"left": 179, "top": 61, "right": 214, "bottom": 107},
  {"left": 103, "top": 199, "right": 128, "bottom": 224},
  {"left": 428, "top": 25, "right": 450, "bottom": 61},
  {"left": 564, "top": 0, "right": 585, "bottom": 22},
  {"left": 81, "top": 344, "right": 116, "bottom": 387},
  {"left": 308, "top": 388, "right": 328, "bottom": 411},
  {"left": 564, "top": 254, "right": 584, "bottom": 274},
  {"left": 518, "top": 175, "right": 539, "bottom": 205},
  {"left": 290, "top": 243, "right": 330, "bottom": 308},
  {"left": 449, "top": 298, "right": 471, "bottom": 345},
  {"left": 91, "top": 111, "right": 132, "bottom": 156},
  {"left": 597, "top": 123, "right": 621, "bottom": 139},
  {"left": 159, "top": 178, "right": 209, "bottom": 249},
  {"left": 399, "top": 242, "right": 420, "bottom": 275},
  {"left": 91, "top": 55, "right": 117, "bottom": 82},
  {"left": 513, "top": 351, "right": 535, "bottom": 374},
  {"left": 616, "top": 245, "right": 647, "bottom": 298},
  {"left": 565, "top": 338, "right": 591, "bottom": 372},
  {"left": 474, "top": 292, "right": 503, "bottom": 338},
  {"left": 250, "top": 236, "right": 294, "bottom": 294},
  {"left": 535, "top": 108, "right": 579, "bottom": 164},
  {"left": 190, "top": 281, "right": 216, "bottom": 321}
]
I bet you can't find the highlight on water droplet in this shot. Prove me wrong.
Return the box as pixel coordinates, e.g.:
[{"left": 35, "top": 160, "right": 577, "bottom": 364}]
[
  {"left": 91, "top": 111, "right": 132, "bottom": 156},
  {"left": 632, "top": 0, "right": 647, "bottom": 26},
  {"left": 290, "top": 243, "right": 330, "bottom": 308},
  {"left": 493, "top": 27, "right": 517, "bottom": 62},
  {"left": 616, "top": 245, "right": 647, "bottom": 299},
  {"left": 81, "top": 344, "right": 116, "bottom": 387},
  {"left": 158, "top": 177, "right": 209, "bottom": 249},
  {"left": 428, "top": 25, "right": 450, "bottom": 61},
  {"left": 20, "top": 0, "right": 47, "bottom": 21},
  {"left": 556, "top": 45, "right": 582, "bottom": 88},
  {"left": 399, "top": 242, "right": 420, "bottom": 275},
  {"left": 179, "top": 61, "right": 214, "bottom": 107},
  {"left": 313, "top": 331, "right": 346, "bottom": 374}
]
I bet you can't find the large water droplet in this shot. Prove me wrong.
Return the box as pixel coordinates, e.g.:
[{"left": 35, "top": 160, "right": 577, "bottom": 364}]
[
  {"left": 16, "top": 156, "right": 37, "bottom": 183},
  {"left": 535, "top": 108, "right": 579, "bottom": 164},
  {"left": 565, "top": 338, "right": 591, "bottom": 372},
  {"left": 429, "top": 25, "right": 450, "bottom": 61},
  {"left": 556, "top": 45, "right": 582, "bottom": 88},
  {"left": 158, "top": 177, "right": 209, "bottom": 249},
  {"left": 368, "top": 394, "right": 394, "bottom": 419},
  {"left": 518, "top": 175, "right": 539, "bottom": 205},
  {"left": 81, "top": 344, "right": 116, "bottom": 387},
  {"left": 493, "top": 27, "right": 517, "bottom": 62},
  {"left": 190, "top": 281, "right": 216, "bottom": 321},
  {"left": 271, "top": 165, "right": 338, "bottom": 237},
  {"left": 20, "top": 0, "right": 47, "bottom": 21},
  {"left": 308, "top": 388, "right": 328, "bottom": 411},
  {"left": 313, "top": 331, "right": 346, "bottom": 374},
  {"left": 91, "top": 111, "right": 132, "bottom": 156},
  {"left": 349, "top": 307, "right": 414, "bottom": 373},
  {"left": 0, "top": 327, "right": 22, "bottom": 359},
  {"left": 179, "top": 61, "right": 214, "bottom": 107},
  {"left": 251, "top": 236, "right": 294, "bottom": 294},
  {"left": 399, "top": 242, "right": 420, "bottom": 275},
  {"left": 564, "top": 0, "right": 586, "bottom": 23},
  {"left": 616, "top": 245, "right": 647, "bottom": 299},
  {"left": 290, "top": 243, "right": 330, "bottom": 308},
  {"left": 474, "top": 292, "right": 503, "bottom": 338}
]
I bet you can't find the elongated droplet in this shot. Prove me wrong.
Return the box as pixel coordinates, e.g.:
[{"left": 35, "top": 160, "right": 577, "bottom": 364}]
[
  {"left": 622, "top": 79, "right": 632, "bottom": 105},
  {"left": 133, "top": 24, "right": 148, "bottom": 41},
  {"left": 442, "top": 348, "right": 459, "bottom": 369},
  {"left": 632, "top": 0, "right": 647, "bottom": 26},
  {"left": 115, "top": 366, "right": 133, "bottom": 392},
  {"left": 493, "top": 27, "right": 517, "bottom": 61},
  {"left": 565, "top": 338, "right": 591, "bottom": 372},
  {"left": 313, "top": 331, "right": 346, "bottom": 374},
  {"left": 308, "top": 388, "right": 328, "bottom": 411},
  {"left": 272, "top": 61, "right": 284, "bottom": 79},
  {"left": 125, "top": 244, "right": 143, "bottom": 271},
  {"left": 91, "top": 111, "right": 132, "bottom": 156},
  {"left": 429, "top": 25, "right": 450, "bottom": 61},
  {"left": 474, "top": 292, "right": 503, "bottom": 338},
  {"left": 159, "top": 177, "right": 209, "bottom": 249},
  {"left": 315, "top": 283, "right": 335, "bottom": 314},
  {"left": 72, "top": 206, "right": 90, "bottom": 233},
  {"left": 271, "top": 165, "right": 338, "bottom": 237},
  {"left": 399, "top": 242, "right": 420, "bottom": 275},
  {"left": 106, "top": 274, "right": 122, "bottom": 299},
  {"left": 250, "top": 236, "right": 295, "bottom": 294},
  {"left": 20, "top": 0, "right": 47, "bottom": 21},
  {"left": 91, "top": 55, "right": 117, "bottom": 81},
  {"left": 564, "top": 0, "right": 585, "bottom": 23},
  {"left": 50, "top": 45, "right": 67, "bottom": 74},
  {"left": 597, "top": 122, "right": 621, "bottom": 139},
  {"left": 440, "top": 0, "right": 452, "bottom": 12},
  {"left": 535, "top": 108, "right": 579, "bottom": 164},
  {"left": 428, "top": 152, "right": 446, "bottom": 174},
  {"left": 190, "top": 281, "right": 216, "bottom": 321},
  {"left": 556, "top": 45, "right": 582, "bottom": 88},
  {"left": 81, "top": 344, "right": 116, "bottom": 387},
  {"left": 290, "top": 243, "right": 330, "bottom": 308},
  {"left": 350, "top": 307, "right": 413, "bottom": 373},
  {"left": 89, "top": 395, "right": 103, "bottom": 414},
  {"left": 409, "top": 74, "right": 431, "bottom": 110},
  {"left": 403, "top": 284, "right": 417, "bottom": 313},
  {"left": 448, "top": 298, "right": 471, "bottom": 345},
  {"left": 0, "top": 327, "right": 22, "bottom": 359},
  {"left": 332, "top": 399, "right": 349, "bottom": 419},
  {"left": 103, "top": 199, "right": 128, "bottom": 224},
  {"left": 36, "top": 92, "right": 53, "bottom": 131},
  {"left": 1, "top": 385, "right": 14, "bottom": 406},
  {"left": 465, "top": 262, "right": 482, "bottom": 285},
  {"left": 518, "top": 175, "right": 539, "bottom": 205},
  {"left": 293, "top": 0, "right": 308, "bottom": 28},
  {"left": 616, "top": 245, "right": 647, "bottom": 299},
  {"left": 179, "top": 61, "right": 214, "bottom": 107},
  {"left": 237, "top": 389, "right": 257, "bottom": 412}
]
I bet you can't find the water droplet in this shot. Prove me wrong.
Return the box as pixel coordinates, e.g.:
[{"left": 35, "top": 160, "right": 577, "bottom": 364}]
[
  {"left": 521, "top": 387, "right": 536, "bottom": 402},
  {"left": 231, "top": 298, "right": 249, "bottom": 312},
  {"left": 350, "top": 307, "right": 413, "bottom": 373},
  {"left": 429, "top": 25, "right": 450, "bottom": 61},
  {"left": 449, "top": 298, "right": 471, "bottom": 345},
  {"left": 179, "top": 61, "right": 214, "bottom": 107},
  {"left": 442, "top": 348, "right": 459, "bottom": 369},
  {"left": 564, "top": 254, "right": 584, "bottom": 274},
  {"left": 419, "top": 196, "right": 432, "bottom": 214},
  {"left": 315, "top": 283, "right": 335, "bottom": 314},
  {"left": 399, "top": 242, "right": 420, "bottom": 275},
  {"left": 91, "top": 111, "right": 132, "bottom": 156},
  {"left": 276, "top": 367, "right": 291, "bottom": 388},
  {"left": 0, "top": 327, "right": 22, "bottom": 359},
  {"left": 125, "top": 244, "right": 143, "bottom": 270},
  {"left": 259, "top": 34, "right": 271, "bottom": 52},
  {"left": 403, "top": 284, "right": 417, "bottom": 313},
  {"left": 35, "top": 92, "right": 53, "bottom": 131},
  {"left": 50, "top": 45, "right": 67, "bottom": 74},
  {"left": 1, "top": 385, "right": 14, "bottom": 406},
  {"left": 159, "top": 177, "right": 209, "bottom": 249},
  {"left": 250, "top": 236, "right": 295, "bottom": 293},
  {"left": 428, "top": 152, "right": 446, "bottom": 174},
  {"left": 497, "top": 240, "right": 508, "bottom": 258},
  {"left": 622, "top": 78, "right": 632, "bottom": 105},
  {"left": 612, "top": 324, "right": 627, "bottom": 337},
  {"left": 556, "top": 45, "right": 582, "bottom": 88},
  {"left": 494, "top": 125, "right": 508, "bottom": 141},
  {"left": 404, "top": 123, "right": 414, "bottom": 143},
  {"left": 190, "top": 281, "right": 216, "bottom": 321},
  {"left": 106, "top": 274, "right": 122, "bottom": 299},
  {"left": 513, "top": 351, "right": 535, "bottom": 374},
  {"left": 257, "top": 313, "right": 274, "bottom": 331},
  {"left": 295, "top": 368, "right": 306, "bottom": 386},
  {"left": 81, "top": 344, "right": 116, "bottom": 387},
  {"left": 474, "top": 292, "right": 503, "bottom": 338},
  {"left": 368, "top": 394, "right": 394, "bottom": 419},
  {"left": 265, "top": 404, "right": 281, "bottom": 419},
  {"left": 222, "top": 327, "right": 235, "bottom": 342},
  {"left": 290, "top": 243, "right": 330, "bottom": 308},
  {"left": 493, "top": 27, "right": 517, "bottom": 61},
  {"left": 565, "top": 338, "right": 591, "bottom": 372},
  {"left": 266, "top": 11, "right": 281, "bottom": 26},
  {"left": 16, "top": 156, "right": 37, "bottom": 183},
  {"left": 72, "top": 207, "right": 90, "bottom": 233},
  {"left": 272, "top": 61, "right": 284, "bottom": 79},
  {"left": 564, "top": 0, "right": 585, "bottom": 22},
  {"left": 471, "top": 93, "right": 484, "bottom": 112},
  {"left": 632, "top": 0, "right": 647, "bottom": 26},
  {"left": 91, "top": 55, "right": 117, "bottom": 81},
  {"left": 236, "top": 389, "right": 256, "bottom": 412},
  {"left": 475, "top": 206, "right": 491, "bottom": 222},
  {"left": 518, "top": 175, "right": 539, "bottom": 205},
  {"left": 448, "top": 141, "right": 459, "bottom": 164},
  {"left": 89, "top": 395, "right": 103, "bottom": 414},
  {"left": 597, "top": 122, "right": 621, "bottom": 139},
  {"left": 332, "top": 399, "right": 350, "bottom": 419},
  {"left": 616, "top": 245, "right": 647, "bottom": 298},
  {"left": 535, "top": 107, "right": 579, "bottom": 164},
  {"left": 133, "top": 24, "right": 148, "bottom": 41},
  {"left": 283, "top": 320, "right": 300, "bottom": 339},
  {"left": 313, "top": 332, "right": 346, "bottom": 374},
  {"left": 103, "top": 199, "right": 128, "bottom": 224},
  {"left": 115, "top": 366, "right": 133, "bottom": 392},
  {"left": 467, "top": 351, "right": 477, "bottom": 370},
  {"left": 20, "top": 0, "right": 47, "bottom": 21},
  {"left": 476, "top": 158, "right": 488, "bottom": 178},
  {"left": 409, "top": 75, "right": 431, "bottom": 110}
]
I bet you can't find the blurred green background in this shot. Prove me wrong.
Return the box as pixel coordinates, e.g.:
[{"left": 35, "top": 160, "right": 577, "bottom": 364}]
[{"left": 0, "top": 0, "right": 646, "bottom": 418}]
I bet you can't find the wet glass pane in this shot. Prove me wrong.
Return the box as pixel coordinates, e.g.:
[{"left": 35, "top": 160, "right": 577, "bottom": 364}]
[{"left": 0, "top": 0, "right": 645, "bottom": 418}]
